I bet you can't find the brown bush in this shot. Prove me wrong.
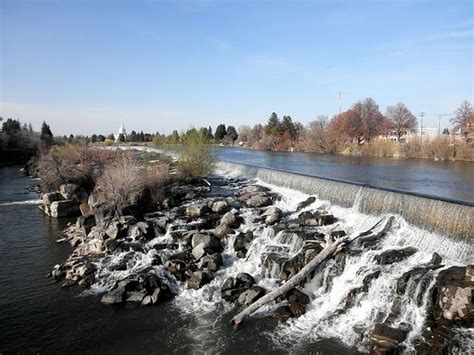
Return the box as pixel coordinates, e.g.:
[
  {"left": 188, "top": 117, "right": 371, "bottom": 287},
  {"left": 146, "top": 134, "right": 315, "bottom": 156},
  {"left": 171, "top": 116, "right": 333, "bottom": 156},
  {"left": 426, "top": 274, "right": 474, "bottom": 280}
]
[
  {"left": 360, "top": 139, "right": 396, "bottom": 158},
  {"left": 94, "top": 152, "right": 171, "bottom": 213},
  {"left": 38, "top": 144, "right": 116, "bottom": 192}
]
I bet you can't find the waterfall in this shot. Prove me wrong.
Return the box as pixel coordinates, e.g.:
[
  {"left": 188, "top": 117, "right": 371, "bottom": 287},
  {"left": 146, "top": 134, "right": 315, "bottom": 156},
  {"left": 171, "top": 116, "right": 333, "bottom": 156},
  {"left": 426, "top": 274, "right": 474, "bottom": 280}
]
[
  {"left": 83, "top": 162, "right": 472, "bottom": 353},
  {"left": 217, "top": 161, "right": 474, "bottom": 241}
]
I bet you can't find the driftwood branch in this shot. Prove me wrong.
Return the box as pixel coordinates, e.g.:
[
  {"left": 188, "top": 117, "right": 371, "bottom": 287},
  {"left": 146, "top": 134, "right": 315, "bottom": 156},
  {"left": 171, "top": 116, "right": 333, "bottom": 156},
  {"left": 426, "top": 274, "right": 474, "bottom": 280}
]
[{"left": 230, "top": 216, "right": 392, "bottom": 328}]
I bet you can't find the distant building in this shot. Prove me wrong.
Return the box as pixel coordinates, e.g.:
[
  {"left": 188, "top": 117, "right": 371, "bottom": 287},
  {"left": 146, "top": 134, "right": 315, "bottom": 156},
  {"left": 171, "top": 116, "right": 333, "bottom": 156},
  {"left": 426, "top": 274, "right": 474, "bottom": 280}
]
[
  {"left": 380, "top": 127, "right": 440, "bottom": 143},
  {"left": 115, "top": 121, "right": 127, "bottom": 142}
]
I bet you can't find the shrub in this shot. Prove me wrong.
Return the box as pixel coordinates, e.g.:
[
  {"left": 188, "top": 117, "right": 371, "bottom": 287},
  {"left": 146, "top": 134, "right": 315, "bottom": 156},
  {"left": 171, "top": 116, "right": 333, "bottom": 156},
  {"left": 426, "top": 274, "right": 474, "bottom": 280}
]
[
  {"left": 94, "top": 152, "right": 171, "bottom": 213},
  {"left": 360, "top": 139, "right": 396, "bottom": 157},
  {"left": 176, "top": 135, "right": 216, "bottom": 178},
  {"left": 38, "top": 144, "right": 116, "bottom": 192}
]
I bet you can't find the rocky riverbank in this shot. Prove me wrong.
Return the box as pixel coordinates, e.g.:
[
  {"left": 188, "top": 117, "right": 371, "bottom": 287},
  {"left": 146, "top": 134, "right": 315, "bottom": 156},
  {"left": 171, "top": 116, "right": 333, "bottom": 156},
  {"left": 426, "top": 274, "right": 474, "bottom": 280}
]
[{"left": 42, "top": 172, "right": 473, "bottom": 353}]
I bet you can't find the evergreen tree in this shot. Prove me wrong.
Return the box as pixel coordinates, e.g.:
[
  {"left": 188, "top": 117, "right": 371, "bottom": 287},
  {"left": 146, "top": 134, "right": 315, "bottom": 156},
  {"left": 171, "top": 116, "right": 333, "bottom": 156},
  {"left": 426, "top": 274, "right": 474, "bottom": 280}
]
[
  {"left": 40, "top": 121, "right": 54, "bottom": 145},
  {"left": 129, "top": 130, "right": 138, "bottom": 142},
  {"left": 265, "top": 112, "right": 281, "bottom": 136},
  {"left": 208, "top": 126, "right": 214, "bottom": 140},
  {"left": 91, "top": 134, "right": 98, "bottom": 143},
  {"left": 117, "top": 133, "right": 125, "bottom": 143},
  {"left": 214, "top": 124, "right": 227, "bottom": 141},
  {"left": 226, "top": 125, "right": 238, "bottom": 144},
  {"left": 97, "top": 134, "right": 106, "bottom": 142},
  {"left": 281, "top": 115, "right": 297, "bottom": 139}
]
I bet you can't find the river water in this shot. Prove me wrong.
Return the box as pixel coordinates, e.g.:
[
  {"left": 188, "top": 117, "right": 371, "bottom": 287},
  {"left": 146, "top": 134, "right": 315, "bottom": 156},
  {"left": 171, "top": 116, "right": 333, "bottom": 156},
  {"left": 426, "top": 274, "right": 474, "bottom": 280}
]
[
  {"left": 216, "top": 147, "right": 474, "bottom": 204},
  {"left": 0, "top": 166, "right": 357, "bottom": 354},
  {"left": 0, "top": 150, "right": 473, "bottom": 353}
]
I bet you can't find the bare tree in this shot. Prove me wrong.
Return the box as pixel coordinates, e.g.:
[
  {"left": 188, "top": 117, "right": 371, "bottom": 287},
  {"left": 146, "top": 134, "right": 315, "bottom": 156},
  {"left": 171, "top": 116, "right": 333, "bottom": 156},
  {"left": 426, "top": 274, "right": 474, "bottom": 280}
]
[
  {"left": 386, "top": 103, "right": 417, "bottom": 142},
  {"left": 451, "top": 100, "right": 473, "bottom": 131},
  {"left": 355, "top": 98, "right": 388, "bottom": 142}
]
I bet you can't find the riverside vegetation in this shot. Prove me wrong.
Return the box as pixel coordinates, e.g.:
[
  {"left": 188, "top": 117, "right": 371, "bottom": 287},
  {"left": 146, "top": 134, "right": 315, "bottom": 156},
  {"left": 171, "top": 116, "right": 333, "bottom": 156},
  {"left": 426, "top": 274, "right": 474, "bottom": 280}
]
[{"left": 31, "top": 139, "right": 473, "bottom": 353}]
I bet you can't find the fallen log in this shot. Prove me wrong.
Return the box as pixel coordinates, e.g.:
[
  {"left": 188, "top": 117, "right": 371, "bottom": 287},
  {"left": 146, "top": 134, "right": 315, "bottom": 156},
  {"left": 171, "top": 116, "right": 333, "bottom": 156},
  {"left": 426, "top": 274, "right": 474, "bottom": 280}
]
[{"left": 230, "top": 216, "right": 392, "bottom": 328}]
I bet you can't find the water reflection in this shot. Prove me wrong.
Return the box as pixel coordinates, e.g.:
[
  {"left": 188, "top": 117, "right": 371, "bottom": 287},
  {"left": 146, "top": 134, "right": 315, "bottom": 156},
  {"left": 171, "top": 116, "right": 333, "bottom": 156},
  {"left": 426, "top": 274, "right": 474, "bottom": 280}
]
[{"left": 216, "top": 147, "right": 474, "bottom": 203}]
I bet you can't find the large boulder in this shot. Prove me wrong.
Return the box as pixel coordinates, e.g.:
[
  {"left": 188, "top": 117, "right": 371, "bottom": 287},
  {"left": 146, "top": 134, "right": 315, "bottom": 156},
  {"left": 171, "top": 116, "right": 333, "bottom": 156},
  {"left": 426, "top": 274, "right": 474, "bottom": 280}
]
[
  {"left": 59, "top": 183, "right": 88, "bottom": 203},
  {"left": 298, "top": 211, "right": 336, "bottom": 226},
  {"left": 191, "top": 233, "right": 222, "bottom": 251},
  {"left": 245, "top": 192, "right": 272, "bottom": 208},
  {"left": 233, "top": 231, "right": 254, "bottom": 258},
  {"left": 436, "top": 266, "right": 473, "bottom": 321},
  {"left": 50, "top": 200, "right": 81, "bottom": 218},
  {"left": 236, "top": 286, "right": 266, "bottom": 306},
  {"left": 211, "top": 200, "right": 230, "bottom": 214},
  {"left": 186, "top": 203, "right": 210, "bottom": 219},
  {"left": 287, "top": 288, "right": 310, "bottom": 317},
  {"left": 101, "top": 288, "right": 124, "bottom": 304},
  {"left": 262, "top": 207, "right": 282, "bottom": 225},
  {"left": 214, "top": 223, "right": 233, "bottom": 239},
  {"left": 221, "top": 273, "right": 256, "bottom": 303},
  {"left": 43, "top": 192, "right": 63, "bottom": 206},
  {"left": 374, "top": 247, "right": 417, "bottom": 265},
  {"left": 296, "top": 196, "right": 316, "bottom": 211},
  {"left": 370, "top": 323, "right": 408, "bottom": 354},
  {"left": 220, "top": 211, "right": 241, "bottom": 228},
  {"left": 187, "top": 270, "right": 213, "bottom": 290},
  {"left": 78, "top": 214, "right": 96, "bottom": 236}
]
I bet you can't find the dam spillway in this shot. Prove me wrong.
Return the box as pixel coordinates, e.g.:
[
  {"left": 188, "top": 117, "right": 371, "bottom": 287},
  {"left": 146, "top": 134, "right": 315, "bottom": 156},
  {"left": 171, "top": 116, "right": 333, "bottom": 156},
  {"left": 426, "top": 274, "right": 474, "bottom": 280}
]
[{"left": 217, "top": 161, "right": 474, "bottom": 241}]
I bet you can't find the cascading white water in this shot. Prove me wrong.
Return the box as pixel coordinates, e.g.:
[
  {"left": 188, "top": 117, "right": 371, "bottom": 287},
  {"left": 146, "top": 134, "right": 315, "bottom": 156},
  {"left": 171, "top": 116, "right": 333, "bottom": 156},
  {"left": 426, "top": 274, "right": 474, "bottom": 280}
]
[{"left": 85, "top": 166, "right": 472, "bottom": 353}]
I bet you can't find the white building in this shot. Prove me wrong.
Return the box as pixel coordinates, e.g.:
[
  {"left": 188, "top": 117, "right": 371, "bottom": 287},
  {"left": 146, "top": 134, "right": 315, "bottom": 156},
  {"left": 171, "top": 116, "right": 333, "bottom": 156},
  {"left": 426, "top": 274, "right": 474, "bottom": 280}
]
[
  {"left": 115, "top": 121, "right": 127, "bottom": 142},
  {"left": 381, "top": 127, "right": 440, "bottom": 143}
]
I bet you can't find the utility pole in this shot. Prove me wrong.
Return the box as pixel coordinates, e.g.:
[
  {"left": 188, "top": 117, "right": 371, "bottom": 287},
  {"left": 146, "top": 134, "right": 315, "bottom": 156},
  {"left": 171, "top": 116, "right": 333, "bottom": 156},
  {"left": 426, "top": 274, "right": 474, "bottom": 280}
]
[
  {"left": 420, "top": 112, "right": 425, "bottom": 144},
  {"left": 339, "top": 90, "right": 342, "bottom": 115}
]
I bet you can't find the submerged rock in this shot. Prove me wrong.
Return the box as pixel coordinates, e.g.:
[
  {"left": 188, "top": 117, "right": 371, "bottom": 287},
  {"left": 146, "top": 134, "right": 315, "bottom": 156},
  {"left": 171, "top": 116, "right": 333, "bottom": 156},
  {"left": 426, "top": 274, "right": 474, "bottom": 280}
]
[
  {"left": 187, "top": 270, "right": 213, "bottom": 290},
  {"left": 296, "top": 196, "right": 316, "bottom": 211},
  {"left": 374, "top": 247, "right": 418, "bottom": 265},
  {"left": 236, "top": 286, "right": 266, "bottom": 306},
  {"left": 370, "top": 323, "right": 409, "bottom": 354}
]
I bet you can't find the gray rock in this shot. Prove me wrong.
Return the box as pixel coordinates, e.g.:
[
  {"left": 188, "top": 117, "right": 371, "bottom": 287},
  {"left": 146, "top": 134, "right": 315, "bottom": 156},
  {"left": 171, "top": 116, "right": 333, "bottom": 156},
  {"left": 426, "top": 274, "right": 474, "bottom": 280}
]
[
  {"left": 245, "top": 192, "right": 272, "bottom": 208},
  {"left": 42, "top": 192, "right": 63, "bottom": 206},
  {"left": 214, "top": 223, "right": 233, "bottom": 239},
  {"left": 126, "top": 291, "right": 146, "bottom": 303},
  {"left": 78, "top": 214, "right": 95, "bottom": 236},
  {"left": 236, "top": 286, "right": 266, "bottom": 305},
  {"left": 50, "top": 200, "right": 81, "bottom": 218},
  {"left": 191, "top": 233, "right": 222, "bottom": 250},
  {"left": 298, "top": 211, "right": 336, "bottom": 226},
  {"left": 192, "top": 244, "right": 207, "bottom": 260},
  {"left": 375, "top": 247, "right": 418, "bottom": 265},
  {"left": 197, "top": 253, "right": 223, "bottom": 272},
  {"left": 187, "top": 270, "right": 213, "bottom": 290},
  {"left": 296, "top": 196, "right": 316, "bottom": 211},
  {"left": 370, "top": 323, "right": 408, "bottom": 354},
  {"left": 101, "top": 289, "right": 124, "bottom": 304},
  {"left": 59, "top": 183, "right": 88, "bottom": 202},
  {"left": 220, "top": 212, "right": 239, "bottom": 228},
  {"left": 186, "top": 203, "right": 210, "bottom": 219},
  {"left": 263, "top": 207, "right": 282, "bottom": 225},
  {"left": 212, "top": 200, "right": 230, "bottom": 214}
]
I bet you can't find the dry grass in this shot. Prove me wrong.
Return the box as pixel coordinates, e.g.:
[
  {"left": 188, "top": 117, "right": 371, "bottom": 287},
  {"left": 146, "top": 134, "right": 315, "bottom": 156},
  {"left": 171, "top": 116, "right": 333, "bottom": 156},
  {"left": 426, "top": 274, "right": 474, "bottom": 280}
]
[
  {"left": 94, "top": 152, "right": 171, "bottom": 213},
  {"left": 39, "top": 144, "right": 116, "bottom": 192}
]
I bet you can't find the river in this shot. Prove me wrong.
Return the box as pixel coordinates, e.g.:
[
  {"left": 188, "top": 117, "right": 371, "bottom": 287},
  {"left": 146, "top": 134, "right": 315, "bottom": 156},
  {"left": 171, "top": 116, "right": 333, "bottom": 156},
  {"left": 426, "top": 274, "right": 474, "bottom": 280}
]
[
  {"left": 215, "top": 147, "right": 474, "bottom": 204},
  {"left": 0, "top": 166, "right": 358, "bottom": 354},
  {"left": 0, "top": 149, "right": 472, "bottom": 353}
]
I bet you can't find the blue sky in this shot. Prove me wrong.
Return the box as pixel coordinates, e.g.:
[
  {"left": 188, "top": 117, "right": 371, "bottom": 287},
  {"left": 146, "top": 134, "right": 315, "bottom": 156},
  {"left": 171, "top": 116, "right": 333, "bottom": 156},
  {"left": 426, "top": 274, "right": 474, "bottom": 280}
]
[{"left": 1, "top": 0, "right": 472, "bottom": 135}]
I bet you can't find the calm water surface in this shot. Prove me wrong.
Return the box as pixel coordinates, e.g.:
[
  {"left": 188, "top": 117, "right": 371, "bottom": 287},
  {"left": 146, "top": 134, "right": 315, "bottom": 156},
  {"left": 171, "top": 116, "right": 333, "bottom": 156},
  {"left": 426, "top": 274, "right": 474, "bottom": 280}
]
[{"left": 216, "top": 147, "right": 474, "bottom": 203}]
